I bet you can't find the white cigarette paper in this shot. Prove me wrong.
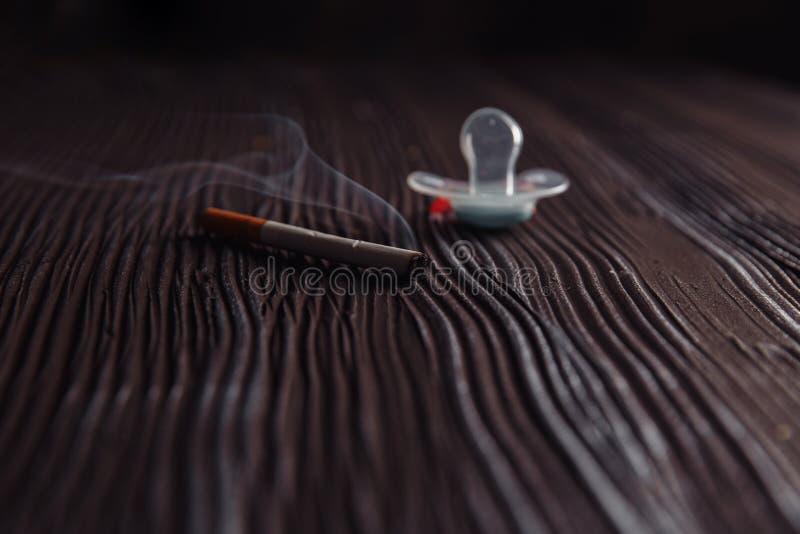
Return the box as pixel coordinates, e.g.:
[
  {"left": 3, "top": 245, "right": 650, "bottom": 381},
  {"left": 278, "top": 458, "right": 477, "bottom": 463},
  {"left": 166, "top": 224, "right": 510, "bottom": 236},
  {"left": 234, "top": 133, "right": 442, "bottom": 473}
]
[{"left": 200, "top": 207, "right": 427, "bottom": 276}]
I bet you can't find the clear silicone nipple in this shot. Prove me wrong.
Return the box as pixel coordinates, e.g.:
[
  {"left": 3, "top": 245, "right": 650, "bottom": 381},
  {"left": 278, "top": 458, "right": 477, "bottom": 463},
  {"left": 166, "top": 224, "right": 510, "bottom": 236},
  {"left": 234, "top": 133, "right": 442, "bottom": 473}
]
[
  {"left": 407, "top": 107, "right": 569, "bottom": 228},
  {"left": 461, "top": 108, "right": 522, "bottom": 196}
]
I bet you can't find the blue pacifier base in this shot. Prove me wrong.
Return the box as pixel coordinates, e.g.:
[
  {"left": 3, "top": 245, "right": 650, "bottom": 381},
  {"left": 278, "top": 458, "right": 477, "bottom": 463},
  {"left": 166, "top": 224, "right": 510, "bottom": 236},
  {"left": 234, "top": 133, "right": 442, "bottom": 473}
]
[{"left": 452, "top": 202, "right": 534, "bottom": 228}]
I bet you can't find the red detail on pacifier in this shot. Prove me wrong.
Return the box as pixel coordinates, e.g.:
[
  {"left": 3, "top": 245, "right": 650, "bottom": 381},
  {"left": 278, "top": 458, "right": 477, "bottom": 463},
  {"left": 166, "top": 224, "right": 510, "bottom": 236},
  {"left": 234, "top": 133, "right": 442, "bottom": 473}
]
[{"left": 429, "top": 197, "right": 452, "bottom": 215}]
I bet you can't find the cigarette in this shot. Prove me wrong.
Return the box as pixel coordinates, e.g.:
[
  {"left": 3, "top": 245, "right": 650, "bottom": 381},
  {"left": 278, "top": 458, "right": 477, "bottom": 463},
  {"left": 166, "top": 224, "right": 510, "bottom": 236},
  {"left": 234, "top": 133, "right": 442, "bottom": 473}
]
[{"left": 199, "top": 207, "right": 428, "bottom": 275}]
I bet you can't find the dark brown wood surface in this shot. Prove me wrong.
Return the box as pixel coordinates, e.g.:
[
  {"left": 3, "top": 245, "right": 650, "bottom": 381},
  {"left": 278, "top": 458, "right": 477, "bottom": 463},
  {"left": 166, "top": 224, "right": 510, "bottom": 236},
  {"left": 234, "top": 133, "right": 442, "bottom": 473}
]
[{"left": 1, "top": 57, "right": 800, "bottom": 533}]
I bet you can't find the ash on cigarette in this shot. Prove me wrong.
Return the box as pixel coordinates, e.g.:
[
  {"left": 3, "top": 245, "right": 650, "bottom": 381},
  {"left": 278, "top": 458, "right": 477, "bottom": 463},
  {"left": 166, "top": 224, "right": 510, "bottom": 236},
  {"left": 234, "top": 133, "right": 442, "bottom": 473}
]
[{"left": 411, "top": 253, "right": 432, "bottom": 271}]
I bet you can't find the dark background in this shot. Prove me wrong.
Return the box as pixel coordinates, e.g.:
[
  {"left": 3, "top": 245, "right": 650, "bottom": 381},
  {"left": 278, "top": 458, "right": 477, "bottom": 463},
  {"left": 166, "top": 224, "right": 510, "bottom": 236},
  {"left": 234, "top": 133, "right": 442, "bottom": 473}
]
[{"left": 1, "top": 0, "right": 799, "bottom": 80}]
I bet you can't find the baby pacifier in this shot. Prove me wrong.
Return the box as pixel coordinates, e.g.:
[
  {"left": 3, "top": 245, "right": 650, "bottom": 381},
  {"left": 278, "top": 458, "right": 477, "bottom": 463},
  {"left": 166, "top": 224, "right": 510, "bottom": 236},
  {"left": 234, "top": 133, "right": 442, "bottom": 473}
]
[{"left": 407, "top": 107, "right": 569, "bottom": 228}]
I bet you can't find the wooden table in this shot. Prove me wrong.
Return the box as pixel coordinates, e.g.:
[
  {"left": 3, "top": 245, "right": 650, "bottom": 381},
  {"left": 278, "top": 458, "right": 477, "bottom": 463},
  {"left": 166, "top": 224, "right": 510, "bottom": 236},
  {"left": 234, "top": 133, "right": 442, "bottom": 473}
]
[{"left": 1, "top": 57, "right": 800, "bottom": 533}]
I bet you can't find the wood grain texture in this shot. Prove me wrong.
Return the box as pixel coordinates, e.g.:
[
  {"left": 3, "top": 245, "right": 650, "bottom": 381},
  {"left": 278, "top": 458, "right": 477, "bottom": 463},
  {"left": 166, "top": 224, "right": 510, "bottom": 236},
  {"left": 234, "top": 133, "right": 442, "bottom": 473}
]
[{"left": 1, "top": 56, "right": 800, "bottom": 533}]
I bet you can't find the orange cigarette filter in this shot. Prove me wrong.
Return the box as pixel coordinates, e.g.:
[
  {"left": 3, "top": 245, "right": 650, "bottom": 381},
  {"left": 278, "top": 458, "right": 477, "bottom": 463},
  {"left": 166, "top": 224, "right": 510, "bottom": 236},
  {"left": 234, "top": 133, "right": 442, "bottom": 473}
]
[
  {"left": 199, "top": 207, "right": 265, "bottom": 242},
  {"left": 199, "top": 207, "right": 427, "bottom": 274}
]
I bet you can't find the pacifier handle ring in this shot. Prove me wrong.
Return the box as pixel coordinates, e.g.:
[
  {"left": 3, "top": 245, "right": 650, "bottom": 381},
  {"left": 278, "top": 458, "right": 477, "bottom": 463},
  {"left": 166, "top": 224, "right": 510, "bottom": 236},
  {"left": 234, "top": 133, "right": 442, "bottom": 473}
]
[{"left": 459, "top": 107, "right": 523, "bottom": 196}]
